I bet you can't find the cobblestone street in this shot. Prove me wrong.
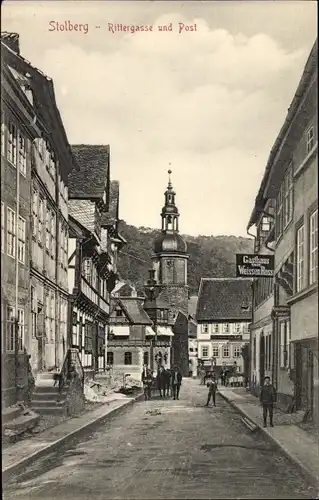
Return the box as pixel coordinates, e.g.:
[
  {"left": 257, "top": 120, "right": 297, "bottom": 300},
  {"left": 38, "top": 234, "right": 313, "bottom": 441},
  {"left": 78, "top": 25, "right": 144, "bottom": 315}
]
[{"left": 4, "top": 380, "right": 317, "bottom": 500}]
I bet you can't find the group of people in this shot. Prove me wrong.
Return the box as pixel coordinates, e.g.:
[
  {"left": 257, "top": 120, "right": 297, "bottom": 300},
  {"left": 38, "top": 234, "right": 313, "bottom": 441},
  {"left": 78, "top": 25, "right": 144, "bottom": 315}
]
[{"left": 141, "top": 364, "right": 182, "bottom": 401}]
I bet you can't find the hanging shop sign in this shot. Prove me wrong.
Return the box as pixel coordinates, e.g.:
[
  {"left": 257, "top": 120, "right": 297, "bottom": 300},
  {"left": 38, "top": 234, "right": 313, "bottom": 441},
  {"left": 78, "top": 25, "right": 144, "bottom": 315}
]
[{"left": 236, "top": 253, "right": 274, "bottom": 278}]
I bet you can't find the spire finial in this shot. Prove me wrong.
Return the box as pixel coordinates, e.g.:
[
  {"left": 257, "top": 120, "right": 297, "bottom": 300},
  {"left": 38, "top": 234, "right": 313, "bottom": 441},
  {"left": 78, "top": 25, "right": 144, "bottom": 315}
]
[{"left": 168, "top": 168, "right": 172, "bottom": 188}]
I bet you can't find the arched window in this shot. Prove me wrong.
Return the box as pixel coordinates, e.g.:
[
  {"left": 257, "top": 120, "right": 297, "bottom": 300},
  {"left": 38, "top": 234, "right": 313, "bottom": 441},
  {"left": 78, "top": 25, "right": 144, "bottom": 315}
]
[
  {"left": 143, "top": 351, "right": 149, "bottom": 366},
  {"left": 107, "top": 351, "right": 114, "bottom": 365},
  {"left": 124, "top": 352, "right": 132, "bottom": 365}
]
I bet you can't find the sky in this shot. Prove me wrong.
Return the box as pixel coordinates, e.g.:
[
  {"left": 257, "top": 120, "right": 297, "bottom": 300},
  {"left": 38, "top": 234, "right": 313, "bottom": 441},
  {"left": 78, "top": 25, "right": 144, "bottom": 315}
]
[{"left": 2, "top": 1, "right": 317, "bottom": 237}]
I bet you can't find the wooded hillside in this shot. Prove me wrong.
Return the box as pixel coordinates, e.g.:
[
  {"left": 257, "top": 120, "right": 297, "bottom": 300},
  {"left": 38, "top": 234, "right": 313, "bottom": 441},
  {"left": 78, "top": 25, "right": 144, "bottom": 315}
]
[{"left": 117, "top": 221, "right": 254, "bottom": 295}]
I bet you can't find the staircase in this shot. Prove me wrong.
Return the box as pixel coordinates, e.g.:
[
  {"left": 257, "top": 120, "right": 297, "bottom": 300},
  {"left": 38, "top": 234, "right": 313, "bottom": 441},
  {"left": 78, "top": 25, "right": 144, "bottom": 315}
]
[
  {"left": 31, "top": 349, "right": 85, "bottom": 417},
  {"left": 31, "top": 372, "right": 68, "bottom": 416}
]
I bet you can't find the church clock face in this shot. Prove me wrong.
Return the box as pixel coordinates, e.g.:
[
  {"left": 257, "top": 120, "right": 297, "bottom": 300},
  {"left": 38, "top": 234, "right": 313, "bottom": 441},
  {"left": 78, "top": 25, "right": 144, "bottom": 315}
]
[{"left": 166, "top": 260, "right": 173, "bottom": 268}]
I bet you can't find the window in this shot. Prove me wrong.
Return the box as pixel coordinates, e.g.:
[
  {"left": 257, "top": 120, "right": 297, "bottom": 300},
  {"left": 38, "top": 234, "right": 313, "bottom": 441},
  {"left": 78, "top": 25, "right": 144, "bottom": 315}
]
[
  {"left": 280, "top": 320, "right": 289, "bottom": 369},
  {"left": 47, "top": 149, "right": 56, "bottom": 180},
  {"left": 222, "top": 345, "right": 230, "bottom": 357},
  {"left": 201, "top": 346, "right": 209, "bottom": 358},
  {"left": 17, "top": 216, "right": 26, "bottom": 263},
  {"left": 1, "top": 202, "right": 4, "bottom": 252},
  {"left": 306, "top": 125, "right": 314, "bottom": 154},
  {"left": 212, "top": 345, "right": 219, "bottom": 357},
  {"left": 7, "top": 122, "right": 17, "bottom": 165},
  {"left": 243, "top": 323, "right": 250, "bottom": 334},
  {"left": 50, "top": 212, "right": 56, "bottom": 259},
  {"left": 32, "top": 189, "right": 38, "bottom": 237},
  {"left": 38, "top": 198, "right": 44, "bottom": 243},
  {"left": 233, "top": 345, "right": 241, "bottom": 358},
  {"left": 283, "top": 166, "right": 293, "bottom": 228},
  {"left": 309, "top": 209, "right": 318, "bottom": 285},
  {"left": 223, "top": 324, "right": 230, "bottom": 333},
  {"left": 107, "top": 351, "right": 114, "bottom": 365},
  {"left": 212, "top": 324, "right": 219, "bottom": 334},
  {"left": 6, "top": 306, "right": 15, "bottom": 351},
  {"left": 296, "top": 224, "right": 305, "bottom": 292},
  {"left": 143, "top": 351, "right": 149, "bottom": 366},
  {"left": 17, "top": 309, "right": 24, "bottom": 350},
  {"left": 201, "top": 324, "right": 209, "bottom": 334},
  {"left": 7, "top": 207, "right": 16, "bottom": 257},
  {"left": 1, "top": 112, "right": 5, "bottom": 156},
  {"left": 31, "top": 287, "right": 37, "bottom": 338},
  {"left": 18, "top": 133, "right": 27, "bottom": 176},
  {"left": 261, "top": 216, "right": 271, "bottom": 232},
  {"left": 63, "top": 227, "right": 68, "bottom": 269},
  {"left": 46, "top": 292, "right": 56, "bottom": 342},
  {"left": 124, "top": 352, "right": 132, "bottom": 365},
  {"left": 276, "top": 185, "right": 283, "bottom": 238},
  {"left": 46, "top": 208, "right": 51, "bottom": 251},
  {"left": 83, "top": 259, "right": 92, "bottom": 282},
  {"left": 233, "top": 323, "right": 241, "bottom": 334}
]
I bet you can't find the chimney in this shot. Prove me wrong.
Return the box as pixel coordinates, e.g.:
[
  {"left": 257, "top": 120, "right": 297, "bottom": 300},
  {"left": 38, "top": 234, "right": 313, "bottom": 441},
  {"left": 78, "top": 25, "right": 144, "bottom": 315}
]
[{"left": 1, "top": 32, "right": 20, "bottom": 55}]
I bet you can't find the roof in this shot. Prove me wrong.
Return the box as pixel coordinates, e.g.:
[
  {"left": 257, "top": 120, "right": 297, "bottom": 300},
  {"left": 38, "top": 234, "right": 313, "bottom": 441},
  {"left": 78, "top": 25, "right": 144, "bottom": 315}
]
[
  {"left": 69, "top": 145, "right": 110, "bottom": 200},
  {"left": 1, "top": 33, "right": 78, "bottom": 179},
  {"left": 247, "top": 39, "right": 317, "bottom": 229},
  {"left": 196, "top": 278, "right": 252, "bottom": 322},
  {"left": 101, "top": 180, "right": 119, "bottom": 227},
  {"left": 113, "top": 298, "right": 152, "bottom": 325},
  {"left": 153, "top": 232, "right": 187, "bottom": 254}
]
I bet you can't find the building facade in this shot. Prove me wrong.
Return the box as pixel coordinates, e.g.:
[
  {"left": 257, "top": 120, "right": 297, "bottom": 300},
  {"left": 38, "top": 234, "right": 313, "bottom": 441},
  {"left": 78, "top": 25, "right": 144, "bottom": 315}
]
[
  {"left": 1, "top": 33, "right": 77, "bottom": 405},
  {"left": 196, "top": 278, "right": 252, "bottom": 373},
  {"left": 67, "top": 145, "right": 120, "bottom": 376},
  {"left": 108, "top": 285, "right": 157, "bottom": 380},
  {"left": 247, "top": 40, "right": 318, "bottom": 423},
  {"left": 152, "top": 170, "right": 190, "bottom": 376}
]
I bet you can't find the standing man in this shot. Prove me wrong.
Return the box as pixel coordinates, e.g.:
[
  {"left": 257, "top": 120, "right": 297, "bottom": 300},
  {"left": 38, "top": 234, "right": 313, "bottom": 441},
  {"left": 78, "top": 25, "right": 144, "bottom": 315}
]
[
  {"left": 260, "top": 376, "right": 277, "bottom": 427},
  {"left": 205, "top": 373, "right": 218, "bottom": 407},
  {"left": 157, "top": 365, "right": 166, "bottom": 398},
  {"left": 171, "top": 365, "right": 182, "bottom": 400},
  {"left": 141, "top": 364, "right": 153, "bottom": 401}
]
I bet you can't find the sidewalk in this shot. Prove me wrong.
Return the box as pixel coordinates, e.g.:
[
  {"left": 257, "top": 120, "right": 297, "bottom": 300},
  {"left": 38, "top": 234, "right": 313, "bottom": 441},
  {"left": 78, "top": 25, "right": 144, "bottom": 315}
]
[
  {"left": 3, "top": 391, "right": 143, "bottom": 482},
  {"left": 218, "top": 387, "right": 319, "bottom": 488}
]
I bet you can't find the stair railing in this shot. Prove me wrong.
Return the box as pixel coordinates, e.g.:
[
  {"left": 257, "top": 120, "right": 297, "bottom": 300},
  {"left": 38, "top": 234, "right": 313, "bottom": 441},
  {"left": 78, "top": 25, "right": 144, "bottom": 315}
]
[
  {"left": 69, "top": 348, "right": 85, "bottom": 388},
  {"left": 58, "top": 350, "right": 71, "bottom": 394}
]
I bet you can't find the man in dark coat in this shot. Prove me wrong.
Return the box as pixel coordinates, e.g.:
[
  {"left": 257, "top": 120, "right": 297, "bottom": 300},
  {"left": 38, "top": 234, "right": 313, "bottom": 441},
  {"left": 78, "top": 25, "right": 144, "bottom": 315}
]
[
  {"left": 260, "top": 376, "right": 277, "bottom": 427},
  {"left": 141, "top": 364, "right": 153, "bottom": 401},
  {"left": 205, "top": 373, "right": 218, "bottom": 407},
  {"left": 171, "top": 365, "right": 182, "bottom": 400},
  {"left": 157, "top": 366, "right": 167, "bottom": 398}
]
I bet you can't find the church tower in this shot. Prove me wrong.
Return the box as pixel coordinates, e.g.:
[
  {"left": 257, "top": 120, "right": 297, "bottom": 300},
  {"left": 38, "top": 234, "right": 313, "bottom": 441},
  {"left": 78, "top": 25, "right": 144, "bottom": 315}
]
[{"left": 152, "top": 170, "right": 189, "bottom": 374}]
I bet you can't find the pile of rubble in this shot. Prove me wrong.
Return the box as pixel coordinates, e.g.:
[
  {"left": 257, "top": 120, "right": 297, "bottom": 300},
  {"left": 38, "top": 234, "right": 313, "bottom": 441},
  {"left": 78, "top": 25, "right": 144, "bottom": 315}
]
[{"left": 84, "top": 371, "right": 141, "bottom": 403}]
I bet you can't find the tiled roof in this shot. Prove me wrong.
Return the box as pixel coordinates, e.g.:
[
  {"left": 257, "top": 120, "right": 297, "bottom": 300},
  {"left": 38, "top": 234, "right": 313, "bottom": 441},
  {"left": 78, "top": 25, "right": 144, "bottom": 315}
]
[
  {"left": 120, "top": 298, "right": 153, "bottom": 325},
  {"left": 101, "top": 180, "right": 119, "bottom": 227},
  {"left": 196, "top": 278, "right": 252, "bottom": 322},
  {"left": 69, "top": 145, "right": 110, "bottom": 199}
]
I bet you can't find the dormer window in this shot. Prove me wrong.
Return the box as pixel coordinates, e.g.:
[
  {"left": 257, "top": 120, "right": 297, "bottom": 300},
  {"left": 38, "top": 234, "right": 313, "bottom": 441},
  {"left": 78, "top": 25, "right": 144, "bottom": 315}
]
[{"left": 116, "top": 308, "right": 123, "bottom": 317}]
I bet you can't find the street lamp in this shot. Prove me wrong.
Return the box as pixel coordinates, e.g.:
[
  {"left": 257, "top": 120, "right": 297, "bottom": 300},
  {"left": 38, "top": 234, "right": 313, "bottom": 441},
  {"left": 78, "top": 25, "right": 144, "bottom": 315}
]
[{"left": 144, "top": 269, "right": 162, "bottom": 372}]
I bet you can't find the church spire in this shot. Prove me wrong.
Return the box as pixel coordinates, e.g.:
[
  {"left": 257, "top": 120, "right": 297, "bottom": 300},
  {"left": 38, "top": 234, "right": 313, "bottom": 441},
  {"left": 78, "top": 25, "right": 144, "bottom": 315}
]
[{"left": 161, "top": 169, "right": 179, "bottom": 233}]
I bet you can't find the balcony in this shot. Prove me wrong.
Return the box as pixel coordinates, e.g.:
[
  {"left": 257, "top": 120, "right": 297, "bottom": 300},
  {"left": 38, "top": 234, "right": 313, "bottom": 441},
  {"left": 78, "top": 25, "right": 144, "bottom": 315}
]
[
  {"left": 81, "top": 277, "right": 98, "bottom": 306},
  {"left": 99, "top": 296, "right": 109, "bottom": 315}
]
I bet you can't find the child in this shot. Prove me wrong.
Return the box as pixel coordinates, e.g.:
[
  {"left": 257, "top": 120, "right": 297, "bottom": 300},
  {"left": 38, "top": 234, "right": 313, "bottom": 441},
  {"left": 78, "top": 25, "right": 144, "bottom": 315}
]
[{"left": 205, "top": 374, "right": 218, "bottom": 407}]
